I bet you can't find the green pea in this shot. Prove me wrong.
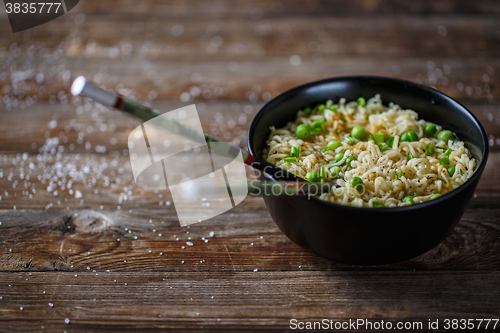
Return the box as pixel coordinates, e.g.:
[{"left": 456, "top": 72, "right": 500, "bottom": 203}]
[
  {"left": 295, "top": 124, "right": 310, "bottom": 140},
  {"left": 374, "top": 132, "right": 385, "bottom": 144},
  {"left": 424, "top": 123, "right": 437, "bottom": 137},
  {"left": 357, "top": 97, "right": 366, "bottom": 106},
  {"left": 372, "top": 201, "right": 385, "bottom": 208},
  {"left": 402, "top": 195, "right": 415, "bottom": 204},
  {"left": 329, "top": 105, "right": 337, "bottom": 112},
  {"left": 320, "top": 167, "right": 326, "bottom": 179},
  {"left": 330, "top": 166, "right": 341, "bottom": 178},
  {"left": 439, "top": 157, "right": 450, "bottom": 165},
  {"left": 305, "top": 171, "right": 320, "bottom": 182},
  {"left": 401, "top": 131, "right": 419, "bottom": 142},
  {"left": 284, "top": 157, "right": 296, "bottom": 163},
  {"left": 425, "top": 143, "right": 435, "bottom": 156},
  {"left": 349, "top": 177, "right": 364, "bottom": 192},
  {"left": 345, "top": 156, "right": 357, "bottom": 167},
  {"left": 302, "top": 106, "right": 311, "bottom": 115},
  {"left": 429, "top": 194, "right": 441, "bottom": 200},
  {"left": 333, "top": 153, "right": 344, "bottom": 163},
  {"left": 326, "top": 140, "right": 342, "bottom": 151},
  {"left": 317, "top": 104, "right": 326, "bottom": 112},
  {"left": 290, "top": 146, "right": 300, "bottom": 157},
  {"left": 351, "top": 126, "right": 366, "bottom": 141},
  {"left": 437, "top": 130, "right": 455, "bottom": 142},
  {"left": 447, "top": 166, "right": 456, "bottom": 177}
]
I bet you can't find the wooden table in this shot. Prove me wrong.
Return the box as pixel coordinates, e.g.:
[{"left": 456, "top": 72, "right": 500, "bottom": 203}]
[{"left": 1, "top": 1, "right": 499, "bottom": 331}]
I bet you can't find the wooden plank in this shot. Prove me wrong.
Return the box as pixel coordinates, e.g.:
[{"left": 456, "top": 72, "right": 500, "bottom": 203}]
[
  {"left": 1, "top": 99, "right": 498, "bottom": 153},
  {"left": 0, "top": 56, "right": 497, "bottom": 104},
  {"left": 0, "top": 271, "right": 498, "bottom": 331},
  {"left": 0, "top": 148, "right": 497, "bottom": 209},
  {"left": 2, "top": 15, "right": 499, "bottom": 58},
  {"left": 0, "top": 203, "right": 498, "bottom": 272}
]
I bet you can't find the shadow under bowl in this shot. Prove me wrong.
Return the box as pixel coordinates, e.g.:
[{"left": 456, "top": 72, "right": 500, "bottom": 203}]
[{"left": 248, "top": 76, "right": 488, "bottom": 265}]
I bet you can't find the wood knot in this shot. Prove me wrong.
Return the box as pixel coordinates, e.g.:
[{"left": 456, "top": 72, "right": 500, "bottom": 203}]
[{"left": 54, "top": 211, "right": 113, "bottom": 234}]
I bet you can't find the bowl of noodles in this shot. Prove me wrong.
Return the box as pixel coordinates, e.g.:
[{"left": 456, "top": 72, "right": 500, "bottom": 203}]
[{"left": 248, "top": 76, "right": 488, "bottom": 264}]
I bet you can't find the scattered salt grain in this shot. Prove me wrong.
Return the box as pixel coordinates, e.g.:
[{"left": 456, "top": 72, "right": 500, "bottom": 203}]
[
  {"left": 64, "top": 318, "right": 70, "bottom": 324},
  {"left": 48, "top": 303, "right": 54, "bottom": 307}
]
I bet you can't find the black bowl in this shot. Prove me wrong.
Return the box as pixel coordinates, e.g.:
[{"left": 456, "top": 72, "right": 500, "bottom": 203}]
[{"left": 248, "top": 76, "right": 488, "bottom": 265}]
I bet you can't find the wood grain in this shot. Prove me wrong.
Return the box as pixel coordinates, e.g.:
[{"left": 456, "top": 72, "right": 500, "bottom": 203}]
[
  {"left": 0, "top": 0, "right": 499, "bottom": 331},
  {"left": 1, "top": 271, "right": 499, "bottom": 331},
  {"left": 0, "top": 204, "right": 499, "bottom": 273}
]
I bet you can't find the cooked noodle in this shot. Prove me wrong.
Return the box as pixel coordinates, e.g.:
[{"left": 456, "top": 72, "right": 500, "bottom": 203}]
[{"left": 263, "top": 95, "right": 477, "bottom": 207}]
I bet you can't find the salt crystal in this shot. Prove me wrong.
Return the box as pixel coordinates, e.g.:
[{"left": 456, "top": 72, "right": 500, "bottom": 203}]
[
  {"left": 74, "top": 190, "right": 82, "bottom": 199},
  {"left": 48, "top": 303, "right": 54, "bottom": 307},
  {"left": 64, "top": 318, "right": 70, "bottom": 324},
  {"left": 253, "top": 268, "right": 258, "bottom": 272},
  {"left": 209, "top": 231, "right": 215, "bottom": 237}
]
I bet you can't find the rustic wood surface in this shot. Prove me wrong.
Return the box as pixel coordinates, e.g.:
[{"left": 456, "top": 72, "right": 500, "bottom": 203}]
[{"left": 0, "top": 0, "right": 499, "bottom": 331}]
